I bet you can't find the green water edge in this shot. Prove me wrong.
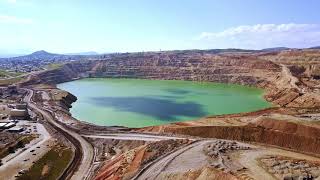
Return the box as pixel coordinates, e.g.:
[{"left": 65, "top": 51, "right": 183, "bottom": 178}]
[{"left": 57, "top": 78, "right": 272, "bottom": 128}]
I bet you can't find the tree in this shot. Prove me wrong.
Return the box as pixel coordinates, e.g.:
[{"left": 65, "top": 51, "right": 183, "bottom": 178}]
[{"left": 17, "top": 141, "right": 24, "bottom": 148}]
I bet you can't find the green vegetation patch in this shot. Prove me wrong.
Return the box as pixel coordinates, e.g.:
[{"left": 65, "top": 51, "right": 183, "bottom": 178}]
[
  {"left": 46, "top": 63, "right": 63, "bottom": 70},
  {"left": 17, "top": 144, "right": 73, "bottom": 180},
  {"left": 0, "top": 69, "right": 24, "bottom": 78},
  {"left": 0, "top": 77, "right": 23, "bottom": 85}
]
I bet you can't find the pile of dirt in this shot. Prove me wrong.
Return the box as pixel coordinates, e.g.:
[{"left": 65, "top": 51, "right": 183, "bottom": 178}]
[{"left": 259, "top": 155, "right": 320, "bottom": 179}]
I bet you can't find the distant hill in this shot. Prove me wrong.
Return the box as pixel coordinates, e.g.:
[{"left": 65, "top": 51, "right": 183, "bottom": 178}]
[
  {"left": 261, "top": 47, "right": 291, "bottom": 52},
  {"left": 309, "top": 46, "right": 320, "bottom": 49},
  {"left": 30, "top": 50, "right": 58, "bottom": 57},
  {"left": 66, "top": 51, "right": 99, "bottom": 56},
  {"left": 0, "top": 50, "right": 69, "bottom": 61},
  {"left": 0, "top": 50, "right": 101, "bottom": 62},
  {"left": 1, "top": 47, "right": 319, "bottom": 62}
]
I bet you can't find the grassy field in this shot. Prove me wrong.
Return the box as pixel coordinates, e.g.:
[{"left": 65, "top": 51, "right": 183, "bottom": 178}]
[
  {"left": 0, "top": 76, "right": 23, "bottom": 85},
  {"left": 0, "top": 69, "right": 25, "bottom": 85},
  {"left": 46, "top": 63, "right": 63, "bottom": 70},
  {"left": 17, "top": 144, "right": 73, "bottom": 180},
  {"left": 0, "top": 69, "right": 24, "bottom": 78}
]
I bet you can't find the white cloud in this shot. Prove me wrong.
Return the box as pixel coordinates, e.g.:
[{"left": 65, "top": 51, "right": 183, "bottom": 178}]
[
  {"left": 196, "top": 24, "right": 320, "bottom": 49},
  {"left": 0, "top": 15, "right": 33, "bottom": 24}
]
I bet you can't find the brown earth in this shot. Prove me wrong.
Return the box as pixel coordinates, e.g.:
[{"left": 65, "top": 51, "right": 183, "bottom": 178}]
[{"left": 17, "top": 49, "right": 320, "bottom": 179}]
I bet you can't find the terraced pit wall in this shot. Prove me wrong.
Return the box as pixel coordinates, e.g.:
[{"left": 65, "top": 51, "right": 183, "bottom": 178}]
[{"left": 21, "top": 52, "right": 284, "bottom": 97}]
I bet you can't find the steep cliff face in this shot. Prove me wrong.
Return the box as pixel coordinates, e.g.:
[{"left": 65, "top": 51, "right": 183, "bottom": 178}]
[
  {"left": 90, "top": 54, "right": 281, "bottom": 86},
  {"left": 21, "top": 61, "right": 96, "bottom": 85},
  {"left": 23, "top": 52, "right": 281, "bottom": 85}
]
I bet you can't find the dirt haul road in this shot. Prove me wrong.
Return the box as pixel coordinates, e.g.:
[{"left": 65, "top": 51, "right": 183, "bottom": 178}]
[
  {"left": 23, "top": 88, "right": 94, "bottom": 180},
  {"left": 133, "top": 140, "right": 208, "bottom": 180},
  {"left": 83, "top": 133, "right": 192, "bottom": 142}
]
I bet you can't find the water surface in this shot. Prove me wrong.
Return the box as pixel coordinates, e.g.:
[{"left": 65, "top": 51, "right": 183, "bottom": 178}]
[{"left": 58, "top": 78, "right": 271, "bottom": 127}]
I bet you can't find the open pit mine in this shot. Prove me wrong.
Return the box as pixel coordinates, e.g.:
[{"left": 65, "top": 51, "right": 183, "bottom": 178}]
[{"left": 1, "top": 48, "right": 320, "bottom": 180}]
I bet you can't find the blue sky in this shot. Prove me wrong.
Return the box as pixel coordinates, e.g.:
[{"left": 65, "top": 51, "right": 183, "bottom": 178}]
[{"left": 0, "top": 0, "right": 320, "bottom": 54}]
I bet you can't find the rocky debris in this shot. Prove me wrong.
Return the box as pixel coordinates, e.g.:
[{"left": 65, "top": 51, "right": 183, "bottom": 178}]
[
  {"left": 141, "top": 139, "right": 190, "bottom": 166},
  {"left": 88, "top": 138, "right": 146, "bottom": 162},
  {"left": 202, "top": 140, "right": 250, "bottom": 174},
  {"left": 260, "top": 155, "right": 320, "bottom": 179},
  {"left": 0, "top": 86, "right": 26, "bottom": 102},
  {"left": 95, "top": 139, "right": 190, "bottom": 180},
  {"left": 203, "top": 140, "right": 250, "bottom": 158}
]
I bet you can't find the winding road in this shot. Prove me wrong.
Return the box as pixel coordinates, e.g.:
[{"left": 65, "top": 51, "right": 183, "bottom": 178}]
[
  {"left": 23, "top": 88, "right": 94, "bottom": 180},
  {"left": 83, "top": 133, "right": 191, "bottom": 142},
  {"left": 133, "top": 140, "right": 204, "bottom": 180}
]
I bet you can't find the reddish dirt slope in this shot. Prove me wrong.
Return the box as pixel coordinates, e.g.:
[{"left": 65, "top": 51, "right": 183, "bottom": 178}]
[{"left": 159, "top": 118, "right": 320, "bottom": 155}]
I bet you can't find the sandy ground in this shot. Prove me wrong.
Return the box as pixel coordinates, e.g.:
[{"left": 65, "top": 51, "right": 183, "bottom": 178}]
[{"left": 0, "top": 122, "right": 52, "bottom": 180}]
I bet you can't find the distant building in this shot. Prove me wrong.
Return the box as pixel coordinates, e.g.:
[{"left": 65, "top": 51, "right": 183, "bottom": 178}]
[
  {"left": 3, "top": 122, "right": 15, "bottom": 129},
  {"left": 10, "top": 109, "right": 29, "bottom": 119},
  {"left": 0, "top": 104, "right": 30, "bottom": 120},
  {"left": 0, "top": 122, "right": 8, "bottom": 129},
  {"left": 16, "top": 104, "right": 27, "bottom": 110},
  {"left": 8, "top": 126, "right": 24, "bottom": 133}
]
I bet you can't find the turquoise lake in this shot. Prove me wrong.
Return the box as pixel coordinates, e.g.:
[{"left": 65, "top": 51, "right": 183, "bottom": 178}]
[{"left": 57, "top": 78, "right": 271, "bottom": 127}]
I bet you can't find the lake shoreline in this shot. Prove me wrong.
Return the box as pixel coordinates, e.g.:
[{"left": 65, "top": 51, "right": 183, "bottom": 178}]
[{"left": 58, "top": 78, "right": 271, "bottom": 128}]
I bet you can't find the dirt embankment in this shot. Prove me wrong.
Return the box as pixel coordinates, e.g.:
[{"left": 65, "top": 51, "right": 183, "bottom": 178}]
[{"left": 150, "top": 118, "right": 320, "bottom": 155}]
